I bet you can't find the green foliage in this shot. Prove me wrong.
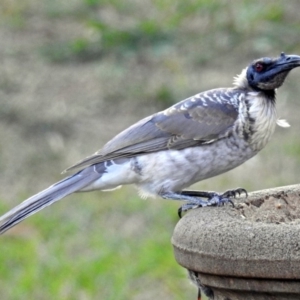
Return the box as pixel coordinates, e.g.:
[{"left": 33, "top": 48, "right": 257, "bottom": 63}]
[
  {"left": 87, "top": 19, "right": 173, "bottom": 51},
  {"left": 33, "top": 0, "right": 300, "bottom": 66},
  {"left": 41, "top": 39, "right": 102, "bottom": 63},
  {"left": 0, "top": 192, "right": 195, "bottom": 299},
  {"left": 153, "top": 85, "right": 176, "bottom": 109}
]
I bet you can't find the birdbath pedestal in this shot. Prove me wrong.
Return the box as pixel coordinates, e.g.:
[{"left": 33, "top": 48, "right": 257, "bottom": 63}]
[{"left": 172, "top": 184, "right": 300, "bottom": 300}]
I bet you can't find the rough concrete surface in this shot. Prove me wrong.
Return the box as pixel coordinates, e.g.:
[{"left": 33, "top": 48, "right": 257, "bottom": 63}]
[{"left": 172, "top": 185, "right": 300, "bottom": 299}]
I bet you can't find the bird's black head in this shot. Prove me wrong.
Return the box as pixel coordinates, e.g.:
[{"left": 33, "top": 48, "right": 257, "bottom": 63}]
[{"left": 246, "top": 52, "right": 300, "bottom": 91}]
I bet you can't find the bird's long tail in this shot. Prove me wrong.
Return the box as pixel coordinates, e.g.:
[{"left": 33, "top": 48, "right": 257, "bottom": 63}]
[{"left": 0, "top": 167, "right": 99, "bottom": 234}]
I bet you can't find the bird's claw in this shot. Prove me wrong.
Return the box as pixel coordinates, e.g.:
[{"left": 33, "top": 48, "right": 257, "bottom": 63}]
[
  {"left": 178, "top": 187, "right": 247, "bottom": 218},
  {"left": 222, "top": 187, "right": 248, "bottom": 199}
]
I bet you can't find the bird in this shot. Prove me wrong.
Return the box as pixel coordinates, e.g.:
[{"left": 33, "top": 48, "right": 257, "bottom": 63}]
[{"left": 0, "top": 52, "right": 299, "bottom": 234}]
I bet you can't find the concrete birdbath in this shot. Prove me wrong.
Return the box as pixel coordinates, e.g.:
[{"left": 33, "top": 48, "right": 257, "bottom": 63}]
[{"left": 172, "top": 184, "right": 300, "bottom": 300}]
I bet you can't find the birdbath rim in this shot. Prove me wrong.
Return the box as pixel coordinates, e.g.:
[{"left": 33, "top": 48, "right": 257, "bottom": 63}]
[{"left": 172, "top": 184, "right": 300, "bottom": 279}]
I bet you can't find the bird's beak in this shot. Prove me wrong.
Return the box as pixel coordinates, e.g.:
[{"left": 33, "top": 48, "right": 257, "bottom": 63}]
[{"left": 274, "top": 53, "right": 300, "bottom": 72}]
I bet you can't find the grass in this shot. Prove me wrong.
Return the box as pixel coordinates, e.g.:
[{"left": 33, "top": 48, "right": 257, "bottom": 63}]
[{"left": 0, "top": 189, "right": 197, "bottom": 299}]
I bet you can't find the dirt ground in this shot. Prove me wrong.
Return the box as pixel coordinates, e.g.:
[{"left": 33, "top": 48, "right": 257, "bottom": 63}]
[{"left": 238, "top": 187, "right": 300, "bottom": 224}]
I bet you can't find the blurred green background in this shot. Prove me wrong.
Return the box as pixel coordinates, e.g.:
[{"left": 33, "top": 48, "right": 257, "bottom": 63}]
[{"left": 1, "top": 0, "right": 300, "bottom": 299}]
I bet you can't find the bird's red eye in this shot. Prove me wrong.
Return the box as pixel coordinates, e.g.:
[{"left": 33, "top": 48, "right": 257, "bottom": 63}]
[{"left": 254, "top": 62, "right": 264, "bottom": 72}]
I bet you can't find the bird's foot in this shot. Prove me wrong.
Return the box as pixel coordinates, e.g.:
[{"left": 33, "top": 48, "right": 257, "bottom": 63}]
[{"left": 178, "top": 188, "right": 247, "bottom": 217}]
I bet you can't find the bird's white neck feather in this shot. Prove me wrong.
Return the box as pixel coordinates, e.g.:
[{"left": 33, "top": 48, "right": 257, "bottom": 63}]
[
  {"left": 233, "top": 68, "right": 249, "bottom": 89},
  {"left": 247, "top": 91, "right": 277, "bottom": 151}
]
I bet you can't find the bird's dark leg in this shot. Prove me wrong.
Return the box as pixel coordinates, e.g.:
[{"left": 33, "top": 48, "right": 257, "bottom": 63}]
[
  {"left": 198, "top": 287, "right": 201, "bottom": 300},
  {"left": 161, "top": 192, "right": 209, "bottom": 206},
  {"left": 179, "top": 188, "right": 247, "bottom": 217},
  {"left": 162, "top": 188, "right": 247, "bottom": 218},
  {"left": 188, "top": 270, "right": 214, "bottom": 300},
  {"left": 181, "top": 188, "right": 247, "bottom": 199}
]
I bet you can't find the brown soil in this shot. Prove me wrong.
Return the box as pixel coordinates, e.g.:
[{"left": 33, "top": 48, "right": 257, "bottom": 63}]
[{"left": 237, "top": 189, "right": 300, "bottom": 224}]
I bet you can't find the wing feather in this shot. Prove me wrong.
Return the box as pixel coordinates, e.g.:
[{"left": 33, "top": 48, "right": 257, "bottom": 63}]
[{"left": 65, "top": 88, "right": 241, "bottom": 172}]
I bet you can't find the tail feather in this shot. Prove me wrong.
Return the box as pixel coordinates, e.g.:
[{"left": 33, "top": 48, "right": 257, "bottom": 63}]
[{"left": 0, "top": 168, "right": 99, "bottom": 234}]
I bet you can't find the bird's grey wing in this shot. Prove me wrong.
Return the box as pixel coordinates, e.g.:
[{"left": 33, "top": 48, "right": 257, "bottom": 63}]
[{"left": 66, "top": 88, "right": 241, "bottom": 171}]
